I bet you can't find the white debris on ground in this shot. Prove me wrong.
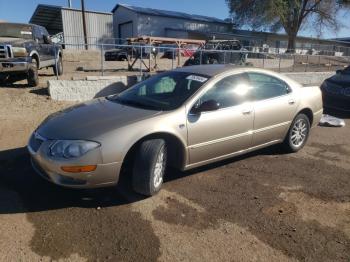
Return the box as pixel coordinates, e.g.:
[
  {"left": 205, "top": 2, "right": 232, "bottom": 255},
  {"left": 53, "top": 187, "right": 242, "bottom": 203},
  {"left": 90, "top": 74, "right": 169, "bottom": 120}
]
[{"left": 319, "top": 114, "right": 346, "bottom": 127}]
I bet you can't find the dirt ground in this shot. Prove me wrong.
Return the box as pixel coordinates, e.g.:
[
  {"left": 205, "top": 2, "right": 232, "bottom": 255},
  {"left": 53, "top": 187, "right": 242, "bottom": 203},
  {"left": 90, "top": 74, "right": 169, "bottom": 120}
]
[{"left": 0, "top": 78, "right": 349, "bottom": 261}]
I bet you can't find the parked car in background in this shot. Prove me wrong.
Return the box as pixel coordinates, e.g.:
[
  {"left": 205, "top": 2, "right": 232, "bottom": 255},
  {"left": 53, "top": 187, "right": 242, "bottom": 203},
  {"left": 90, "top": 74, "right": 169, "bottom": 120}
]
[
  {"left": 104, "top": 44, "right": 157, "bottom": 61},
  {"left": 0, "top": 22, "right": 63, "bottom": 87},
  {"left": 104, "top": 47, "right": 130, "bottom": 61},
  {"left": 28, "top": 65, "right": 322, "bottom": 196},
  {"left": 162, "top": 44, "right": 199, "bottom": 59},
  {"left": 320, "top": 65, "right": 350, "bottom": 112},
  {"left": 184, "top": 40, "right": 246, "bottom": 66}
]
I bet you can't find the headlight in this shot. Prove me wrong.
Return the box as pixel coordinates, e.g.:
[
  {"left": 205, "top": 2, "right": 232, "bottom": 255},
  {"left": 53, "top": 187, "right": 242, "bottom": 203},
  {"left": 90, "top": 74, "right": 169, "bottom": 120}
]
[
  {"left": 12, "top": 47, "right": 28, "bottom": 57},
  {"left": 49, "top": 140, "right": 100, "bottom": 158}
]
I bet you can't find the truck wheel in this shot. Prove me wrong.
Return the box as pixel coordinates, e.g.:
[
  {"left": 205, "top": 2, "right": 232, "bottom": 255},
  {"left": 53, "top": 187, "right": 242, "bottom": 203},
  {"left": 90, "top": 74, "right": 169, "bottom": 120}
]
[
  {"left": 53, "top": 56, "right": 63, "bottom": 76},
  {"left": 27, "top": 58, "right": 39, "bottom": 87},
  {"left": 283, "top": 113, "right": 310, "bottom": 152},
  {"left": 0, "top": 74, "right": 7, "bottom": 85},
  {"left": 132, "top": 139, "right": 167, "bottom": 196}
]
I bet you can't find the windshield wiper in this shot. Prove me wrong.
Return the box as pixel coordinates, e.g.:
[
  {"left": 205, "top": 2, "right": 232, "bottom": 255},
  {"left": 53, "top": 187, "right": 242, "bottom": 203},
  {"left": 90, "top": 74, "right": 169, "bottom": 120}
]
[{"left": 113, "top": 97, "right": 160, "bottom": 110}]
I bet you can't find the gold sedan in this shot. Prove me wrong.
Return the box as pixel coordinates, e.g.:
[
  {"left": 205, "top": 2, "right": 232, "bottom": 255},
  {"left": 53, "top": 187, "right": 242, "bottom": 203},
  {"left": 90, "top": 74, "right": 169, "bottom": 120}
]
[{"left": 28, "top": 65, "right": 323, "bottom": 196}]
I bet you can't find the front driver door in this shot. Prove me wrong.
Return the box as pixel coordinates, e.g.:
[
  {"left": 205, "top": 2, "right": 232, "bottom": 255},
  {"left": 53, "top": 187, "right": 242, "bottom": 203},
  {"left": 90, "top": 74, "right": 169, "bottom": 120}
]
[{"left": 187, "top": 73, "right": 254, "bottom": 165}]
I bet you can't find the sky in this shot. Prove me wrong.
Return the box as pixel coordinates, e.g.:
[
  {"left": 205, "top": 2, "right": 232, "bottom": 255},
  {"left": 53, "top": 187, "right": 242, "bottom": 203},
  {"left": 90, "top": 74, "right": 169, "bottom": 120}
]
[{"left": 0, "top": 0, "right": 349, "bottom": 39}]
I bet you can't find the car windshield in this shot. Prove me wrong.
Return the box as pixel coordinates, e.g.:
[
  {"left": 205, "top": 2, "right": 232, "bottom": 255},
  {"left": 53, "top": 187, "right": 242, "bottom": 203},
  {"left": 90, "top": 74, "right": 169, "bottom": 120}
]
[
  {"left": 0, "top": 24, "right": 33, "bottom": 39},
  {"left": 108, "top": 71, "right": 210, "bottom": 111}
]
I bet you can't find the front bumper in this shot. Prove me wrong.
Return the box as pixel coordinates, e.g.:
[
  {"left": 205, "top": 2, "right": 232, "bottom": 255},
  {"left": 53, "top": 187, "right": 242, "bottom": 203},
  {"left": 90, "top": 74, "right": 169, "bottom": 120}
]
[
  {"left": 27, "top": 133, "right": 122, "bottom": 189},
  {"left": 0, "top": 59, "right": 30, "bottom": 73},
  {"left": 322, "top": 92, "right": 350, "bottom": 112}
]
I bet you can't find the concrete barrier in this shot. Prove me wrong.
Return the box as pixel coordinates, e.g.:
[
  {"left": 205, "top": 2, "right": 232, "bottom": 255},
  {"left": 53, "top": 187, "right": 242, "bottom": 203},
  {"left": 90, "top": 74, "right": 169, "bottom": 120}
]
[
  {"left": 48, "top": 76, "right": 136, "bottom": 101},
  {"left": 48, "top": 71, "right": 334, "bottom": 101},
  {"left": 283, "top": 71, "right": 334, "bottom": 86}
]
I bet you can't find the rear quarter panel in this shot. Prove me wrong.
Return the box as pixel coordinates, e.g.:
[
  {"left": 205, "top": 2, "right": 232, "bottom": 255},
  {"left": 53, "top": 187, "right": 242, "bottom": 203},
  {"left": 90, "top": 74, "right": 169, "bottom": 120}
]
[{"left": 297, "top": 86, "right": 323, "bottom": 127}]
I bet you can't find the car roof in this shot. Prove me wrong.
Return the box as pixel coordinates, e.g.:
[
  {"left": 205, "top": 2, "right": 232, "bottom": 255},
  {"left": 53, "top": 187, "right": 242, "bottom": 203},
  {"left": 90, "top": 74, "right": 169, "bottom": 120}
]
[
  {"left": 172, "top": 64, "right": 300, "bottom": 87},
  {"left": 174, "top": 64, "right": 244, "bottom": 77}
]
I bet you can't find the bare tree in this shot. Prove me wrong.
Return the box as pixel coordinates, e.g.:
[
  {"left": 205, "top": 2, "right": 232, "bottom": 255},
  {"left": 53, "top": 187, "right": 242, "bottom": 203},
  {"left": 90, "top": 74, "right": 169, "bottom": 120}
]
[{"left": 226, "top": 0, "right": 350, "bottom": 52}]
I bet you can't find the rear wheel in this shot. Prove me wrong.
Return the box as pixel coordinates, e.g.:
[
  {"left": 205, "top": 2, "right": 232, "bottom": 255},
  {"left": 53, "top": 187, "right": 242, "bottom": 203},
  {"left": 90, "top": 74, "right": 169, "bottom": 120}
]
[
  {"left": 0, "top": 74, "right": 7, "bottom": 85},
  {"left": 132, "top": 139, "right": 167, "bottom": 196},
  {"left": 283, "top": 113, "right": 310, "bottom": 152},
  {"left": 27, "top": 58, "right": 39, "bottom": 87}
]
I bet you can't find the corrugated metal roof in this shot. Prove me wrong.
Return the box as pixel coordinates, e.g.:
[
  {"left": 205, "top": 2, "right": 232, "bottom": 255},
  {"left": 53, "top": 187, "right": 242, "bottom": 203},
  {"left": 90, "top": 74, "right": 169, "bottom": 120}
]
[
  {"left": 112, "top": 4, "right": 229, "bottom": 24},
  {"left": 29, "top": 4, "right": 63, "bottom": 34},
  {"left": 29, "top": 4, "right": 112, "bottom": 35}
]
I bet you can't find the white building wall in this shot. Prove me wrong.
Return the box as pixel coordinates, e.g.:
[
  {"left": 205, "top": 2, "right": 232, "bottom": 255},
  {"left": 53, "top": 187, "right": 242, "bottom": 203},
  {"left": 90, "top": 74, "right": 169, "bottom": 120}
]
[
  {"left": 113, "top": 6, "right": 138, "bottom": 42},
  {"left": 137, "top": 14, "right": 229, "bottom": 37},
  {"left": 113, "top": 6, "right": 229, "bottom": 40},
  {"left": 61, "top": 8, "right": 113, "bottom": 49}
]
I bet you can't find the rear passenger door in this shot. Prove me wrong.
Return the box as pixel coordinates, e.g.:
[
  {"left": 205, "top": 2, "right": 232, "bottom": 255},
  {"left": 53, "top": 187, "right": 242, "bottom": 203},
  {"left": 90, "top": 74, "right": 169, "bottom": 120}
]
[{"left": 248, "top": 72, "right": 298, "bottom": 146}]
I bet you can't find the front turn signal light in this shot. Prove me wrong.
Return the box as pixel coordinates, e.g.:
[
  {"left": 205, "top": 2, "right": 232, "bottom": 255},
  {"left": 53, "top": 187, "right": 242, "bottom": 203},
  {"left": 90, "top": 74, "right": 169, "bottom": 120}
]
[{"left": 61, "top": 165, "right": 97, "bottom": 173}]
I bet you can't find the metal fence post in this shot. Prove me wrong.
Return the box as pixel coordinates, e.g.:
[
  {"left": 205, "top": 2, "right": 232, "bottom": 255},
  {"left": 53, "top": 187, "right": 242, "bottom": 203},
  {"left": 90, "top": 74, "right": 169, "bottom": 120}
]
[
  {"left": 101, "top": 43, "right": 104, "bottom": 76},
  {"left": 292, "top": 54, "right": 295, "bottom": 72},
  {"left": 278, "top": 54, "right": 281, "bottom": 72},
  {"left": 172, "top": 48, "right": 174, "bottom": 69},
  {"left": 140, "top": 46, "right": 142, "bottom": 78},
  {"left": 200, "top": 50, "right": 202, "bottom": 65},
  {"left": 305, "top": 55, "right": 309, "bottom": 72},
  {"left": 262, "top": 53, "right": 265, "bottom": 68}
]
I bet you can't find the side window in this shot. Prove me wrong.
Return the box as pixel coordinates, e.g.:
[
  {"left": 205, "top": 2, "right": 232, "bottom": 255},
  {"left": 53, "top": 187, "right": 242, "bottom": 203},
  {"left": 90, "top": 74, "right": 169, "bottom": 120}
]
[
  {"left": 41, "top": 27, "right": 49, "bottom": 37},
  {"left": 138, "top": 76, "right": 176, "bottom": 96},
  {"left": 33, "top": 27, "right": 43, "bottom": 43},
  {"left": 198, "top": 73, "right": 252, "bottom": 109},
  {"left": 248, "top": 73, "right": 290, "bottom": 101}
]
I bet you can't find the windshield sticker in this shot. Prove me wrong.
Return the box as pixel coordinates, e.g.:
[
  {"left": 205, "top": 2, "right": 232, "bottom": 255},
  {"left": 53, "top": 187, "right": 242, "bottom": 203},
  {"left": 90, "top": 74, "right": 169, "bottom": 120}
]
[
  {"left": 186, "top": 75, "right": 208, "bottom": 82},
  {"left": 21, "top": 31, "right": 32, "bottom": 35}
]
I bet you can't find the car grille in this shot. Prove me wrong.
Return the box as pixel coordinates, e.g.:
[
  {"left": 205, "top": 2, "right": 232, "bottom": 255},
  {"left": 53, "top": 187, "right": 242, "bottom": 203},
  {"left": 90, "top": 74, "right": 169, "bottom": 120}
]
[
  {"left": 0, "top": 45, "right": 12, "bottom": 59},
  {"left": 323, "top": 93, "right": 350, "bottom": 111},
  {"left": 323, "top": 83, "right": 350, "bottom": 96},
  {"left": 29, "top": 132, "right": 46, "bottom": 152},
  {"left": 0, "top": 45, "right": 6, "bottom": 59}
]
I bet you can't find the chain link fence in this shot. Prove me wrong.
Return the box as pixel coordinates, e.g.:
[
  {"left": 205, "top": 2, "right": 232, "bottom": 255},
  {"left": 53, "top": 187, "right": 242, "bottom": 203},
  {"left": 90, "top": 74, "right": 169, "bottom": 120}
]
[{"left": 52, "top": 41, "right": 350, "bottom": 80}]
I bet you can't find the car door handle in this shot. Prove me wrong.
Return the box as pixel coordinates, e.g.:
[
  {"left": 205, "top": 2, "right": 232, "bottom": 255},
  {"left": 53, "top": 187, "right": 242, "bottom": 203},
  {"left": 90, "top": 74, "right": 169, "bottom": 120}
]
[
  {"left": 288, "top": 99, "right": 295, "bottom": 105},
  {"left": 242, "top": 109, "right": 252, "bottom": 115}
]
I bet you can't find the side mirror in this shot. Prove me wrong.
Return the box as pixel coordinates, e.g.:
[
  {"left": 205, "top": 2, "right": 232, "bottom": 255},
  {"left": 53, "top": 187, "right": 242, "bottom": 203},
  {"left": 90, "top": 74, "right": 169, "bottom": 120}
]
[
  {"left": 191, "top": 99, "right": 220, "bottom": 114},
  {"left": 43, "top": 35, "right": 52, "bottom": 44}
]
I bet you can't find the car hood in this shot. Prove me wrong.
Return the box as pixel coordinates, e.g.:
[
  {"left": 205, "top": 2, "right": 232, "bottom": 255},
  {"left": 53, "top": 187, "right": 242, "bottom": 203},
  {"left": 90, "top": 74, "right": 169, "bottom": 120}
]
[
  {"left": 0, "top": 37, "right": 29, "bottom": 46},
  {"left": 327, "top": 74, "right": 350, "bottom": 86},
  {"left": 37, "top": 98, "right": 161, "bottom": 140}
]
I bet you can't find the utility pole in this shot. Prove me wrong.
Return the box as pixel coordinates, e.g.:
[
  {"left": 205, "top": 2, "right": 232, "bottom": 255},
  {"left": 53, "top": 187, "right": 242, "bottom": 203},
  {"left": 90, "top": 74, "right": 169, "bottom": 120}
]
[
  {"left": 81, "top": 0, "right": 88, "bottom": 50},
  {"left": 68, "top": 0, "right": 72, "bottom": 8}
]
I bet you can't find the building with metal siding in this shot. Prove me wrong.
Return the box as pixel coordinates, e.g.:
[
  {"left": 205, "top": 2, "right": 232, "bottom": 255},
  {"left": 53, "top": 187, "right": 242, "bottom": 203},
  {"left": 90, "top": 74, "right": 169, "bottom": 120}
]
[
  {"left": 112, "top": 4, "right": 231, "bottom": 41},
  {"left": 30, "top": 4, "right": 113, "bottom": 49}
]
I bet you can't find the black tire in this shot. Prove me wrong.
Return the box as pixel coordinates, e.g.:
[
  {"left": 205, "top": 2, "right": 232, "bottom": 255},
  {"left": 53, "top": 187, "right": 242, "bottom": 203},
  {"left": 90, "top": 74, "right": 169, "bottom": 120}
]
[
  {"left": 209, "top": 59, "right": 218, "bottom": 64},
  {"left": 0, "top": 74, "right": 7, "bottom": 85},
  {"left": 132, "top": 139, "right": 167, "bottom": 196},
  {"left": 283, "top": 113, "right": 310, "bottom": 152},
  {"left": 53, "top": 56, "right": 63, "bottom": 76},
  {"left": 27, "top": 58, "right": 39, "bottom": 87}
]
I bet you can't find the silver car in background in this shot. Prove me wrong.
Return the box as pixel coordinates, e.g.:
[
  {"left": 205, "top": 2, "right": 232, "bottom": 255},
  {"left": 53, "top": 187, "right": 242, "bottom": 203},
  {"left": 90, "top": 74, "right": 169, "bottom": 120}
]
[{"left": 28, "top": 65, "right": 323, "bottom": 196}]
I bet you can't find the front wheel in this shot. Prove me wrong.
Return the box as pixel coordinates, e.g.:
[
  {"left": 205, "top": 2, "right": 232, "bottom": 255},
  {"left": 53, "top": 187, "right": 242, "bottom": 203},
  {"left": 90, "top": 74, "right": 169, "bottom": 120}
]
[
  {"left": 27, "top": 58, "right": 39, "bottom": 87},
  {"left": 132, "top": 139, "right": 167, "bottom": 196},
  {"left": 283, "top": 113, "right": 310, "bottom": 152}
]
